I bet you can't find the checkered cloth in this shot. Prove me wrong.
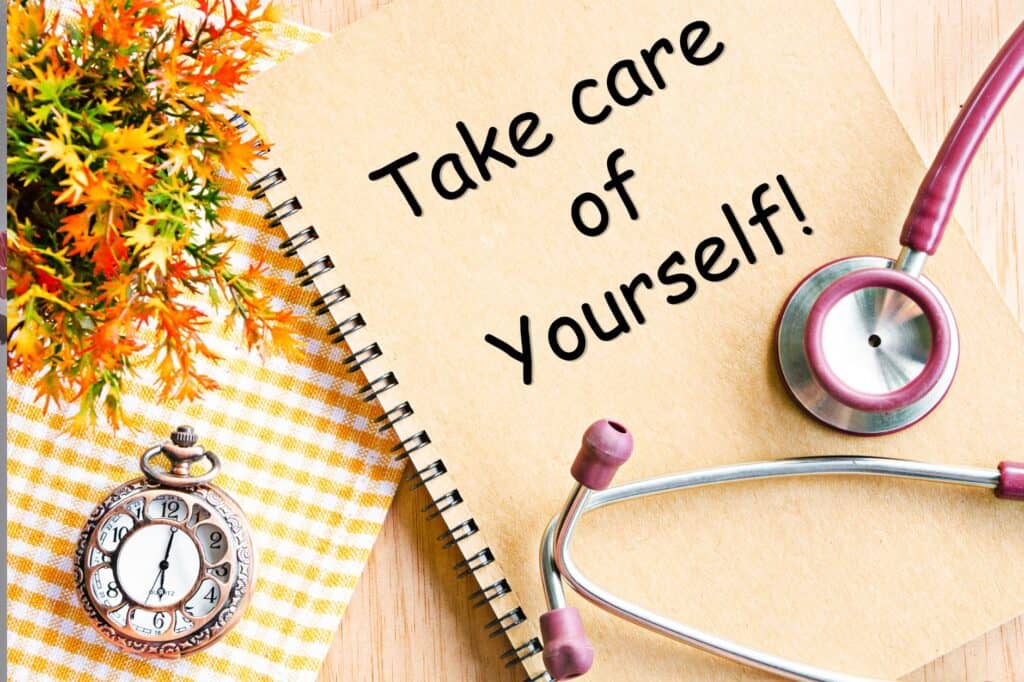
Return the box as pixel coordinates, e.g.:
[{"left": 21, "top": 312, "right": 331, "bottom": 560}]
[{"left": 6, "top": 18, "right": 405, "bottom": 681}]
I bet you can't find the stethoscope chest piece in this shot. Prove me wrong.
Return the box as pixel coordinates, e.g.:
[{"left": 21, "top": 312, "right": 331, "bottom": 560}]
[
  {"left": 777, "top": 255, "right": 959, "bottom": 435},
  {"left": 776, "top": 17, "right": 1024, "bottom": 435}
]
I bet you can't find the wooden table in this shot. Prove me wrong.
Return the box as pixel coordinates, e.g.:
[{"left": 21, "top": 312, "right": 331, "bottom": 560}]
[{"left": 279, "top": 2, "right": 1024, "bottom": 679}]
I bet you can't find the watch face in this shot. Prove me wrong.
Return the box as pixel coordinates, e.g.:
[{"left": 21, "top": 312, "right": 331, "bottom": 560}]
[
  {"left": 75, "top": 479, "right": 255, "bottom": 658},
  {"left": 116, "top": 523, "right": 202, "bottom": 607}
]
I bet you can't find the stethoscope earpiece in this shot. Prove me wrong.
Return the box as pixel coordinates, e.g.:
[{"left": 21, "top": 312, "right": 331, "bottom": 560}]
[
  {"left": 539, "top": 607, "right": 593, "bottom": 681},
  {"left": 570, "top": 419, "right": 634, "bottom": 490}
]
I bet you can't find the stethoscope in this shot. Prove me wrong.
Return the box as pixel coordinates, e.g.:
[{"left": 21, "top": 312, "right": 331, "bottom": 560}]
[{"left": 537, "top": 21, "right": 1024, "bottom": 681}]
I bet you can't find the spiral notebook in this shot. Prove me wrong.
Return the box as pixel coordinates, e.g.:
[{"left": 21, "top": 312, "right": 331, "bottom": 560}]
[{"left": 241, "top": 1, "right": 1024, "bottom": 679}]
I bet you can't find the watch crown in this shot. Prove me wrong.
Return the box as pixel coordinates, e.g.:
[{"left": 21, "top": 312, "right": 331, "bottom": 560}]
[{"left": 170, "top": 425, "right": 198, "bottom": 448}]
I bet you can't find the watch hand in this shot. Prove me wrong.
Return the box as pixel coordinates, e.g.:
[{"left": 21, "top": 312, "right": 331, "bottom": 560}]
[
  {"left": 156, "top": 527, "right": 177, "bottom": 598},
  {"left": 161, "top": 527, "right": 177, "bottom": 562},
  {"left": 145, "top": 565, "right": 164, "bottom": 605},
  {"left": 145, "top": 527, "right": 178, "bottom": 604}
]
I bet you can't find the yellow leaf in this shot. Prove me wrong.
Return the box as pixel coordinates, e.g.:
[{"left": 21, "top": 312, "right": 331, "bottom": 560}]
[
  {"left": 9, "top": 324, "right": 44, "bottom": 371},
  {"left": 53, "top": 167, "right": 93, "bottom": 205},
  {"left": 139, "top": 235, "right": 177, "bottom": 274},
  {"left": 31, "top": 134, "right": 82, "bottom": 175},
  {"left": 217, "top": 133, "right": 259, "bottom": 178},
  {"left": 122, "top": 222, "right": 156, "bottom": 249},
  {"left": 102, "top": 120, "right": 164, "bottom": 173},
  {"left": 162, "top": 141, "right": 196, "bottom": 175},
  {"left": 10, "top": 284, "right": 76, "bottom": 313}
]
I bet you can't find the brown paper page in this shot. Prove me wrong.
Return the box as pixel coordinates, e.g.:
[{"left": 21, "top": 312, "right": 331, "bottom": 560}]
[{"left": 242, "top": 1, "right": 1024, "bottom": 679}]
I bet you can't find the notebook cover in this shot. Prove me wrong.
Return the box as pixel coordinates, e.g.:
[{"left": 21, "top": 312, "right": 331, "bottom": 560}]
[{"left": 241, "top": 1, "right": 1024, "bottom": 679}]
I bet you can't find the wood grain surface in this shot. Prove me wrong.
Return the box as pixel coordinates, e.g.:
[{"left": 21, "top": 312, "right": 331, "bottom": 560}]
[{"left": 274, "top": 1, "right": 1024, "bottom": 680}]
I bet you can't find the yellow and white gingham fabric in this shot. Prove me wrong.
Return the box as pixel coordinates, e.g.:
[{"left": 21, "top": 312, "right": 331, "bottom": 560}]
[{"left": 6, "top": 19, "right": 406, "bottom": 681}]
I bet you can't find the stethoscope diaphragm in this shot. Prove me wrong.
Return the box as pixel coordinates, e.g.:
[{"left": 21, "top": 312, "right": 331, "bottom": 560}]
[{"left": 776, "top": 254, "right": 959, "bottom": 434}]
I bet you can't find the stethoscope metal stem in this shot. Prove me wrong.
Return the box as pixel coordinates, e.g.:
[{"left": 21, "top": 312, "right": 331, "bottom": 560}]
[
  {"left": 540, "top": 456, "right": 1002, "bottom": 681},
  {"left": 540, "top": 483, "right": 582, "bottom": 611},
  {"left": 894, "top": 247, "right": 928, "bottom": 278}
]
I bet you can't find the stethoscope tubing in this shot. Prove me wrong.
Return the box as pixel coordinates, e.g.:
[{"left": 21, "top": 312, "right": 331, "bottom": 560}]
[
  {"left": 900, "top": 20, "right": 1024, "bottom": 255},
  {"left": 540, "top": 456, "right": 1002, "bottom": 682}
]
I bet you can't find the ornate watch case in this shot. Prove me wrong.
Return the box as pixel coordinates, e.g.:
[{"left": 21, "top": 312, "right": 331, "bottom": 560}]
[{"left": 74, "top": 426, "right": 256, "bottom": 658}]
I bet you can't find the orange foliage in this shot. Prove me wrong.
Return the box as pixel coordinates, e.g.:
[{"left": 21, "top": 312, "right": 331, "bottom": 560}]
[{"left": 7, "top": 0, "right": 299, "bottom": 428}]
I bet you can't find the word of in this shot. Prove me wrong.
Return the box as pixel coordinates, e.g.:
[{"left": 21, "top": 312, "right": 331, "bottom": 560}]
[{"left": 572, "top": 149, "right": 638, "bottom": 236}]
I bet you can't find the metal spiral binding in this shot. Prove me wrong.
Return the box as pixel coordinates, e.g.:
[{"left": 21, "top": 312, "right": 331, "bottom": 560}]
[
  {"left": 264, "top": 196, "right": 302, "bottom": 227},
  {"left": 357, "top": 372, "right": 398, "bottom": 402},
  {"left": 295, "top": 255, "right": 334, "bottom": 287},
  {"left": 279, "top": 226, "right": 318, "bottom": 257},
  {"left": 315, "top": 286, "right": 351, "bottom": 316},
  {"left": 487, "top": 607, "right": 527, "bottom": 637},
  {"left": 248, "top": 167, "right": 286, "bottom": 199},
  {"left": 453, "top": 547, "right": 494, "bottom": 577},
  {"left": 374, "top": 402, "right": 414, "bottom": 433},
  {"left": 329, "top": 313, "right": 366, "bottom": 343},
  {"left": 390, "top": 430, "right": 430, "bottom": 461},
  {"left": 422, "top": 489, "right": 462, "bottom": 520},
  {"left": 408, "top": 460, "right": 447, "bottom": 490},
  {"left": 251, "top": 165, "right": 544, "bottom": 679},
  {"left": 470, "top": 579, "right": 511, "bottom": 607},
  {"left": 437, "top": 518, "right": 478, "bottom": 549},
  {"left": 502, "top": 639, "right": 543, "bottom": 668}
]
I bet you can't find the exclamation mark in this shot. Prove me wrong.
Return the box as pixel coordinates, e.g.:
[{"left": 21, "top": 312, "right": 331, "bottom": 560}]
[{"left": 777, "top": 174, "right": 813, "bottom": 235}]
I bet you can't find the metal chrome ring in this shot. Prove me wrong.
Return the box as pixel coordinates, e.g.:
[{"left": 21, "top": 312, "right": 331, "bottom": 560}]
[{"left": 140, "top": 445, "right": 221, "bottom": 488}]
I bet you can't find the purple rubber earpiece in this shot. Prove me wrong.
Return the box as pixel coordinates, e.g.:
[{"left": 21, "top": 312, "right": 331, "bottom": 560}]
[
  {"left": 540, "top": 607, "right": 594, "bottom": 680},
  {"left": 570, "top": 419, "right": 633, "bottom": 490},
  {"left": 996, "top": 461, "right": 1024, "bottom": 500}
]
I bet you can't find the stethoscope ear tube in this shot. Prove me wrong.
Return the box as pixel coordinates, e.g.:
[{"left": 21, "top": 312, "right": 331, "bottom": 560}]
[
  {"left": 900, "top": 21, "right": 1024, "bottom": 255},
  {"left": 538, "top": 421, "right": 1024, "bottom": 681},
  {"left": 539, "top": 419, "right": 633, "bottom": 679}
]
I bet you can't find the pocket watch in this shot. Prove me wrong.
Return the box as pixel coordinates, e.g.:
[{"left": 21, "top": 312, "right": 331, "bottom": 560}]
[{"left": 74, "top": 426, "right": 256, "bottom": 658}]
